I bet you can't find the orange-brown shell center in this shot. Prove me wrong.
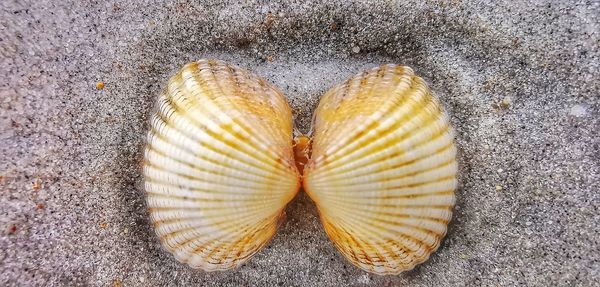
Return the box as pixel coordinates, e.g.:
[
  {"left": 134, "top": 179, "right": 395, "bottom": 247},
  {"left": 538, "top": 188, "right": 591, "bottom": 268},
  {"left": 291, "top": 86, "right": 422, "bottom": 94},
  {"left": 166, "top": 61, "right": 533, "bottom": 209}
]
[{"left": 292, "top": 135, "right": 312, "bottom": 175}]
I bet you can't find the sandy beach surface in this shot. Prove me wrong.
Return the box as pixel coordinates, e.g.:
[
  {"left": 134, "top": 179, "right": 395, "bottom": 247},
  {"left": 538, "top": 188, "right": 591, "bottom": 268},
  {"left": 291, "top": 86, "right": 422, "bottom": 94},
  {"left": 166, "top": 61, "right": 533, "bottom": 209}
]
[{"left": 1, "top": 1, "right": 598, "bottom": 286}]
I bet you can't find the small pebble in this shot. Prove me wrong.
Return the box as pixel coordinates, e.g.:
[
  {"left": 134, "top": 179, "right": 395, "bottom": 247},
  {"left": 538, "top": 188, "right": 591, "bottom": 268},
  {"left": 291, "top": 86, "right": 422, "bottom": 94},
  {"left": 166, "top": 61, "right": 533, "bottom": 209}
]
[
  {"left": 500, "top": 96, "right": 511, "bottom": 108},
  {"left": 32, "top": 180, "right": 41, "bottom": 191},
  {"left": 351, "top": 46, "right": 360, "bottom": 53},
  {"left": 569, "top": 104, "right": 587, "bottom": 117}
]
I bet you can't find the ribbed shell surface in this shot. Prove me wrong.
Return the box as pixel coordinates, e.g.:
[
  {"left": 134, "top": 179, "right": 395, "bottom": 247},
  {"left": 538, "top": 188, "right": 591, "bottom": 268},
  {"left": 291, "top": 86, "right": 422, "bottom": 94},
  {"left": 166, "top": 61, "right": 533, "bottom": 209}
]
[
  {"left": 144, "top": 59, "right": 300, "bottom": 271},
  {"left": 303, "top": 64, "right": 457, "bottom": 274}
]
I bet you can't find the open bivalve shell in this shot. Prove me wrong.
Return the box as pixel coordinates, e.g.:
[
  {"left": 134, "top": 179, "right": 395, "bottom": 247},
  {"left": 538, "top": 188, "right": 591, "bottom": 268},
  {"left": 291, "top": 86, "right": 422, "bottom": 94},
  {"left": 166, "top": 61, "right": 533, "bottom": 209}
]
[{"left": 143, "top": 60, "right": 456, "bottom": 274}]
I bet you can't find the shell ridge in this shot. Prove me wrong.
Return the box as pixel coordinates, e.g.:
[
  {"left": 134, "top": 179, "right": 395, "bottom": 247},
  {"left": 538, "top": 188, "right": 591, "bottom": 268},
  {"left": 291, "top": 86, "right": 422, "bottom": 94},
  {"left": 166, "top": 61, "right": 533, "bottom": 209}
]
[
  {"left": 183, "top": 216, "right": 273, "bottom": 262},
  {"left": 147, "top": 193, "right": 286, "bottom": 215},
  {"left": 144, "top": 152, "right": 290, "bottom": 187},
  {"left": 316, "top": 70, "right": 381, "bottom": 149},
  {"left": 151, "top": 212, "right": 277, "bottom": 229},
  {"left": 190, "top": 60, "right": 297, "bottom": 174},
  {"left": 310, "top": 77, "right": 429, "bottom": 172},
  {"left": 175, "top": 70, "right": 292, "bottom": 176},
  {"left": 322, "top": 211, "right": 439, "bottom": 268},
  {"left": 154, "top": 93, "right": 294, "bottom": 179},
  {"left": 153, "top": 95, "right": 275, "bottom": 175},
  {"left": 156, "top": 208, "right": 280, "bottom": 252},
  {"left": 162, "top": 94, "right": 294, "bottom": 180},
  {"left": 309, "top": 144, "right": 456, "bottom": 186},
  {"left": 147, "top": 122, "right": 282, "bottom": 180},
  {"left": 321, "top": 205, "right": 449, "bottom": 241},
  {"left": 320, "top": 193, "right": 455, "bottom": 209},
  {"left": 329, "top": 219, "right": 374, "bottom": 268},
  {"left": 150, "top": 205, "right": 280, "bottom": 229},
  {"left": 144, "top": 164, "right": 296, "bottom": 196},
  {"left": 314, "top": 200, "right": 454, "bottom": 223},
  {"left": 311, "top": 203, "right": 453, "bottom": 223},
  {"left": 197, "top": 214, "right": 281, "bottom": 270},
  {"left": 145, "top": 183, "right": 284, "bottom": 202},
  {"left": 313, "top": 176, "right": 456, "bottom": 198},
  {"left": 225, "top": 63, "right": 294, "bottom": 154},
  {"left": 336, "top": 217, "right": 395, "bottom": 272},
  {"left": 171, "top": 221, "right": 267, "bottom": 269},
  {"left": 208, "top": 61, "right": 289, "bottom": 153},
  {"left": 309, "top": 130, "right": 454, "bottom": 182},
  {"left": 310, "top": 75, "right": 358, "bottom": 152},
  {"left": 309, "top": 159, "right": 456, "bottom": 190},
  {"left": 310, "top": 86, "right": 436, "bottom": 172},
  {"left": 324, "top": 219, "right": 407, "bottom": 273},
  {"left": 311, "top": 66, "right": 414, "bottom": 158},
  {"left": 145, "top": 141, "right": 283, "bottom": 184},
  {"left": 313, "top": 186, "right": 456, "bottom": 207},
  {"left": 154, "top": 214, "right": 260, "bottom": 240}
]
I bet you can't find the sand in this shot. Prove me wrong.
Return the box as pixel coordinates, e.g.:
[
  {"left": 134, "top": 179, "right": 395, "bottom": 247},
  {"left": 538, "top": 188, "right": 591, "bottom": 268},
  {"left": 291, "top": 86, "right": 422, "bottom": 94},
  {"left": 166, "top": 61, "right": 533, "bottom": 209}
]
[{"left": 1, "top": 0, "right": 598, "bottom": 286}]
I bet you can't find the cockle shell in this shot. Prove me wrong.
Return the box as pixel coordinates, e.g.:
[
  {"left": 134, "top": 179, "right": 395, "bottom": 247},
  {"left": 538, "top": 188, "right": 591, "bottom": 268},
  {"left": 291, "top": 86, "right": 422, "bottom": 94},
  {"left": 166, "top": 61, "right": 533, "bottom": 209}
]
[
  {"left": 303, "top": 64, "right": 457, "bottom": 275},
  {"left": 143, "top": 60, "right": 456, "bottom": 274},
  {"left": 143, "top": 59, "right": 300, "bottom": 271}
]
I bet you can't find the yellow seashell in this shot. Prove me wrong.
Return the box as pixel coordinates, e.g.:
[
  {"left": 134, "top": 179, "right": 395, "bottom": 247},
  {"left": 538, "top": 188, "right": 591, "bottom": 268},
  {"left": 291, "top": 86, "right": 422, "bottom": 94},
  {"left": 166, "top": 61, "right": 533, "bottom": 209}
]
[
  {"left": 144, "top": 60, "right": 456, "bottom": 274},
  {"left": 143, "top": 59, "right": 300, "bottom": 271},
  {"left": 303, "top": 64, "right": 457, "bottom": 275}
]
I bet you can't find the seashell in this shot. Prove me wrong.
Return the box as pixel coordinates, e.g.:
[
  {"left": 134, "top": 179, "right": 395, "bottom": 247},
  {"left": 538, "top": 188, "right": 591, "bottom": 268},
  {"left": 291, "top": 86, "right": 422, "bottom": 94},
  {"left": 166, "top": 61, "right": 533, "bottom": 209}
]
[
  {"left": 143, "top": 59, "right": 300, "bottom": 271},
  {"left": 303, "top": 64, "right": 457, "bottom": 275}
]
